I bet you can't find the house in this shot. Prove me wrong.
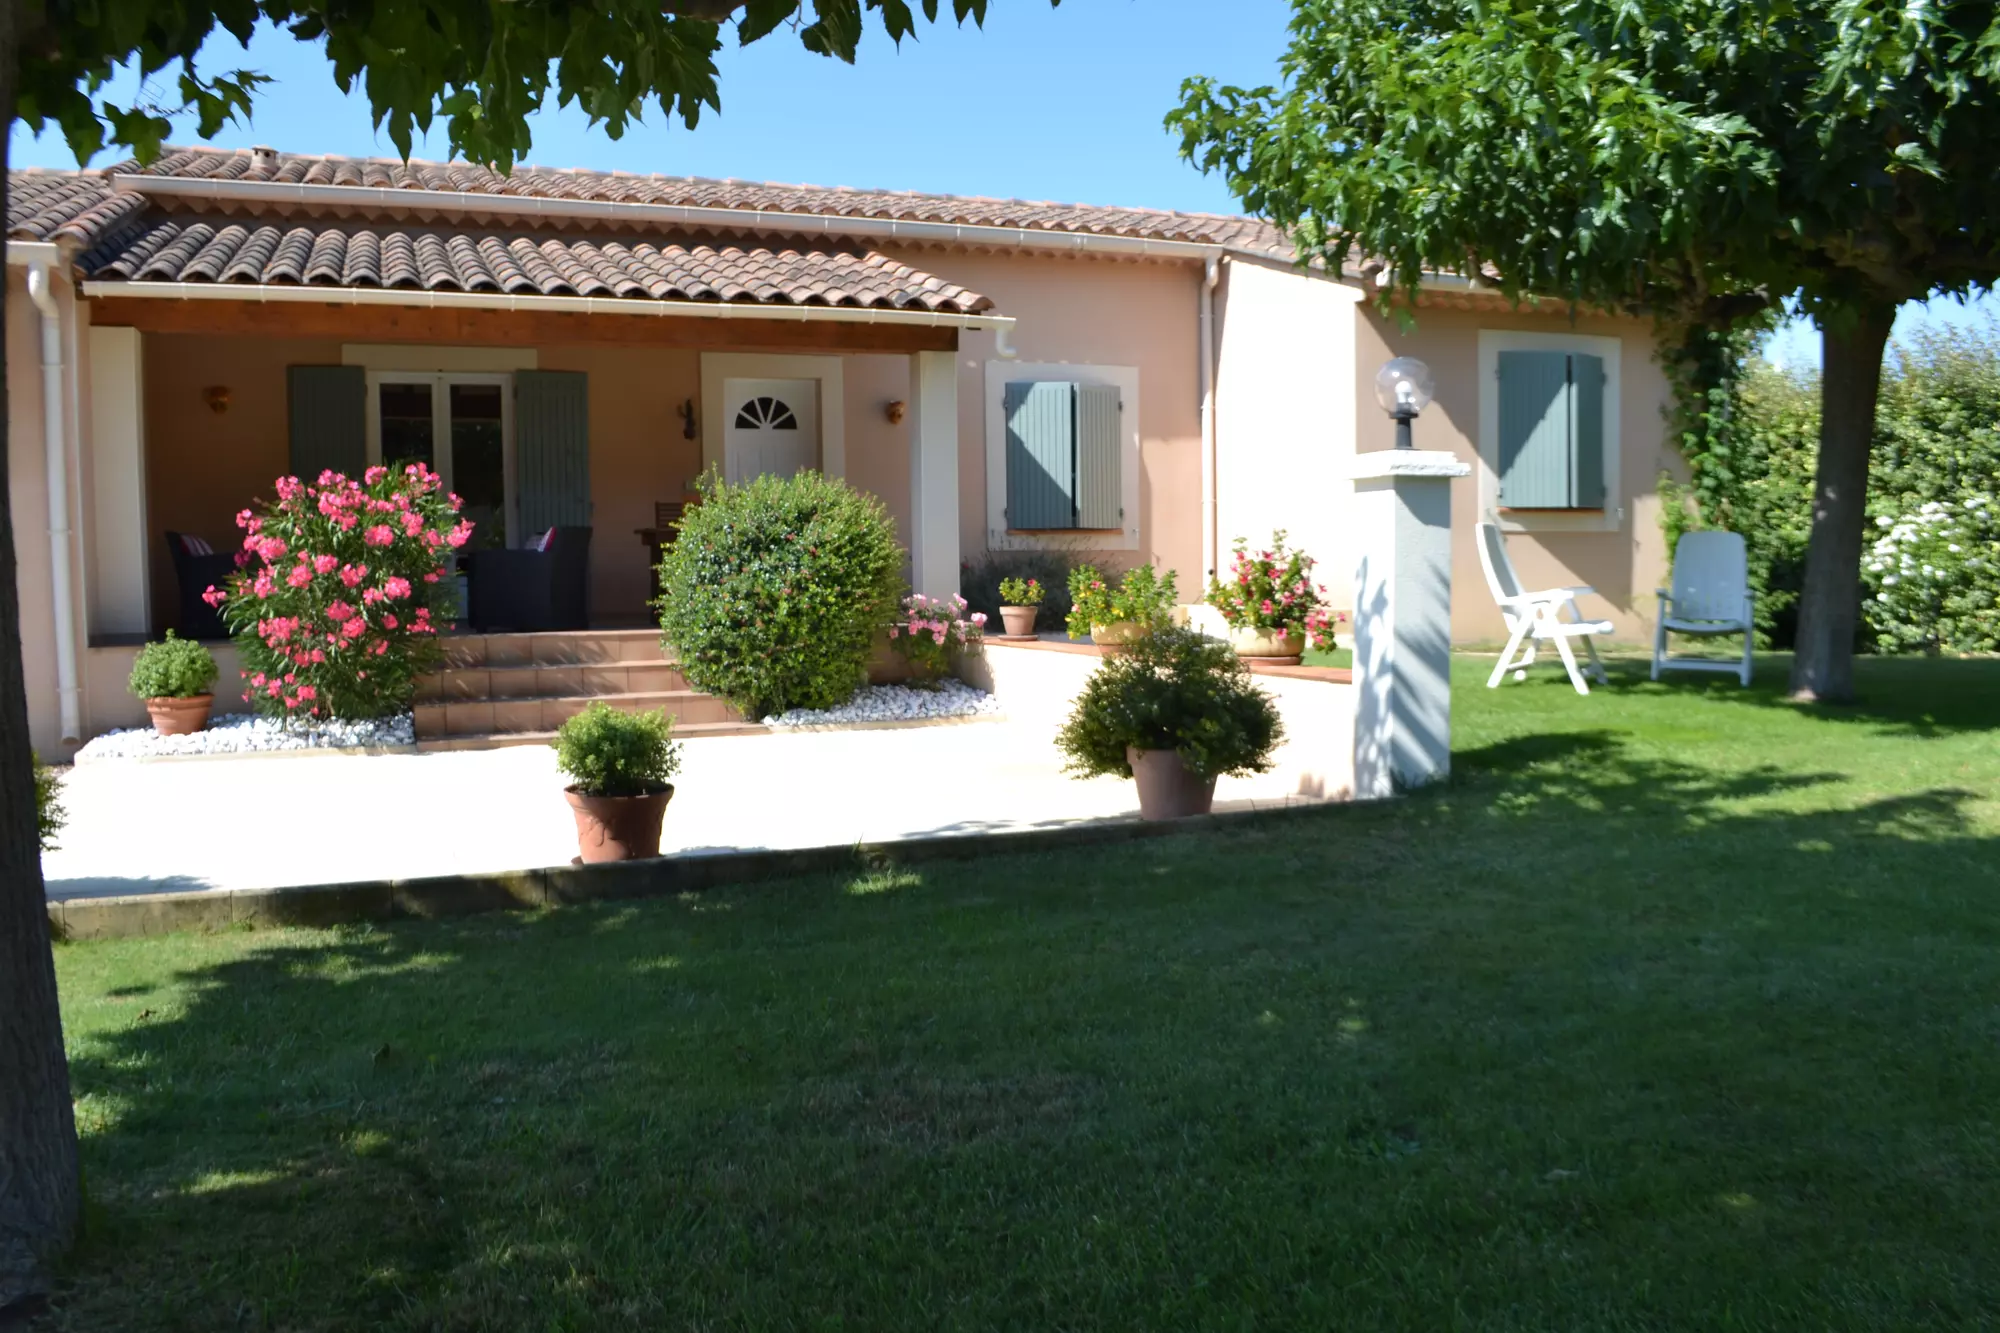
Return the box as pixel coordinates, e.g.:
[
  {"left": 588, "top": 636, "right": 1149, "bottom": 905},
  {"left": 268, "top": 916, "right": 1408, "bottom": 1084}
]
[{"left": 6, "top": 146, "right": 1677, "bottom": 757}]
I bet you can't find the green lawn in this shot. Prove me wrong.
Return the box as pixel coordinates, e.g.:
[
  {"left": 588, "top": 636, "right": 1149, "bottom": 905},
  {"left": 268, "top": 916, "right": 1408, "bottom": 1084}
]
[{"left": 45, "top": 654, "right": 2000, "bottom": 1330}]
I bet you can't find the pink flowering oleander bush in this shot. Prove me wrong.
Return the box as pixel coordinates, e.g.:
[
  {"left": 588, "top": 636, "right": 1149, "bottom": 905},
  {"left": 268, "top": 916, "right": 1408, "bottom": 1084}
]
[
  {"left": 209, "top": 464, "right": 470, "bottom": 721},
  {"left": 887, "top": 592, "right": 985, "bottom": 684},
  {"left": 1206, "top": 531, "right": 1346, "bottom": 650}
]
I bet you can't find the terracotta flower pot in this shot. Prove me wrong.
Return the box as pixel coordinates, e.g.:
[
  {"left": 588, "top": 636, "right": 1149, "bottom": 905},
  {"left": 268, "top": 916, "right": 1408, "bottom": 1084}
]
[
  {"left": 1126, "top": 747, "right": 1217, "bottom": 821},
  {"left": 146, "top": 694, "right": 214, "bottom": 737},
  {"left": 1229, "top": 625, "right": 1306, "bottom": 663},
  {"left": 1091, "top": 620, "right": 1144, "bottom": 648},
  {"left": 999, "top": 605, "right": 1039, "bottom": 637},
  {"left": 565, "top": 784, "right": 675, "bottom": 863}
]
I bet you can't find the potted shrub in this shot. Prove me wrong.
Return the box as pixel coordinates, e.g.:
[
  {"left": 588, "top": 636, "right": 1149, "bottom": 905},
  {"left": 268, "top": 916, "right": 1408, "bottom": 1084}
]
[
  {"left": 1206, "top": 531, "right": 1342, "bottom": 663},
  {"left": 128, "top": 632, "right": 220, "bottom": 735},
  {"left": 554, "top": 703, "right": 682, "bottom": 863},
  {"left": 997, "top": 576, "right": 1044, "bottom": 637},
  {"left": 1056, "top": 626, "right": 1283, "bottom": 820},
  {"left": 1067, "top": 563, "right": 1180, "bottom": 647},
  {"left": 887, "top": 592, "right": 985, "bottom": 685}
]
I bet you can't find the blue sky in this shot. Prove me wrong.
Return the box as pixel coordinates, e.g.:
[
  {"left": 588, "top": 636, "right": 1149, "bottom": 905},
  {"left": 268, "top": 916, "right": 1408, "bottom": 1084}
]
[{"left": 12, "top": 0, "right": 1989, "bottom": 364}]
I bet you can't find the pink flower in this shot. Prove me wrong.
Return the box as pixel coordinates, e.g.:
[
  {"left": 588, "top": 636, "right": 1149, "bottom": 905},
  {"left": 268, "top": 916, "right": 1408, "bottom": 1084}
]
[
  {"left": 970, "top": 612, "right": 987, "bottom": 625},
  {"left": 309, "top": 648, "right": 326, "bottom": 664},
  {"left": 313, "top": 553, "right": 339, "bottom": 574},
  {"left": 335, "top": 514, "right": 358, "bottom": 531},
  {"left": 423, "top": 572, "right": 440, "bottom": 583},
  {"left": 295, "top": 685, "right": 316, "bottom": 701},
  {"left": 382, "top": 576, "right": 412, "bottom": 600},
  {"left": 326, "top": 600, "right": 355, "bottom": 623},
  {"left": 383, "top": 613, "right": 398, "bottom": 630},
  {"left": 275, "top": 477, "right": 303, "bottom": 501},
  {"left": 339, "top": 563, "right": 368, "bottom": 588},
  {"left": 342, "top": 617, "right": 367, "bottom": 640},
  {"left": 371, "top": 639, "right": 389, "bottom": 655},
  {"left": 364, "top": 465, "right": 389, "bottom": 485},
  {"left": 202, "top": 585, "right": 227, "bottom": 607},
  {"left": 362, "top": 588, "right": 385, "bottom": 605},
  {"left": 888, "top": 625, "right": 900, "bottom": 638},
  {"left": 287, "top": 564, "right": 314, "bottom": 589},
  {"left": 364, "top": 524, "right": 395, "bottom": 547},
  {"left": 249, "top": 672, "right": 266, "bottom": 687},
  {"left": 446, "top": 519, "right": 474, "bottom": 549},
  {"left": 401, "top": 511, "right": 425, "bottom": 536},
  {"left": 253, "top": 572, "right": 276, "bottom": 600}
]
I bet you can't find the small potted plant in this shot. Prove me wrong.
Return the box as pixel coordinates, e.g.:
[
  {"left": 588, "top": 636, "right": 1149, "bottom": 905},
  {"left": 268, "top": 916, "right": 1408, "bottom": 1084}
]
[
  {"left": 1206, "top": 531, "right": 1336, "bottom": 664},
  {"left": 1056, "top": 625, "right": 1283, "bottom": 820},
  {"left": 997, "top": 577, "right": 1044, "bottom": 637},
  {"left": 553, "top": 703, "right": 682, "bottom": 863},
  {"left": 1067, "top": 563, "right": 1179, "bottom": 647},
  {"left": 128, "top": 631, "right": 220, "bottom": 735},
  {"left": 887, "top": 592, "right": 985, "bottom": 685}
]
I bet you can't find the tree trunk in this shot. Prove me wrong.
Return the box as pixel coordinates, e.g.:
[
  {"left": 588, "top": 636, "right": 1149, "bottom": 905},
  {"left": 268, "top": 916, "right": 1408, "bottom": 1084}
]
[
  {"left": 0, "top": 0, "right": 84, "bottom": 1307},
  {"left": 1788, "top": 304, "right": 1895, "bottom": 703}
]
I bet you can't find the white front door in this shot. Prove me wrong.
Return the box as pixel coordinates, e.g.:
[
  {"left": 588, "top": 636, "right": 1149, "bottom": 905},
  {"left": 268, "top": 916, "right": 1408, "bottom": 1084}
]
[{"left": 722, "top": 377, "right": 820, "bottom": 482}]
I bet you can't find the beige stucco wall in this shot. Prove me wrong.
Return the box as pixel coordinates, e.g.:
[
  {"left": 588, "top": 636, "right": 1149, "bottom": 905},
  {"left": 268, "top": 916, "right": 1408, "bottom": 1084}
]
[
  {"left": 1212, "top": 257, "right": 1364, "bottom": 607},
  {"left": 879, "top": 250, "right": 1207, "bottom": 592},
  {"left": 1351, "top": 302, "right": 1676, "bottom": 643}
]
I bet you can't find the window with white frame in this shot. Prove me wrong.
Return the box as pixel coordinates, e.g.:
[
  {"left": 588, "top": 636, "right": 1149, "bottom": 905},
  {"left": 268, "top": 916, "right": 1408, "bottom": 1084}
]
[
  {"left": 984, "top": 362, "right": 1140, "bottom": 551},
  {"left": 1477, "top": 331, "right": 1623, "bottom": 532},
  {"left": 365, "top": 372, "right": 514, "bottom": 549}
]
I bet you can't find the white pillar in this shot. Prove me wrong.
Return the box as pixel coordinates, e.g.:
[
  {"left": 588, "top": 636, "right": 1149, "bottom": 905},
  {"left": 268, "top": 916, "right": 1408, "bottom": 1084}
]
[
  {"left": 88, "top": 325, "right": 151, "bottom": 636},
  {"left": 1347, "top": 450, "right": 1471, "bottom": 799},
  {"left": 907, "top": 349, "right": 960, "bottom": 600}
]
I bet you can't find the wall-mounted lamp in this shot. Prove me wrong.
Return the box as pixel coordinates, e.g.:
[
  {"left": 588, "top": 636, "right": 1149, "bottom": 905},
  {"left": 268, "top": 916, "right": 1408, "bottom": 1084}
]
[
  {"left": 204, "top": 385, "right": 231, "bottom": 415},
  {"left": 885, "top": 399, "right": 907, "bottom": 425},
  {"left": 678, "top": 399, "right": 697, "bottom": 440}
]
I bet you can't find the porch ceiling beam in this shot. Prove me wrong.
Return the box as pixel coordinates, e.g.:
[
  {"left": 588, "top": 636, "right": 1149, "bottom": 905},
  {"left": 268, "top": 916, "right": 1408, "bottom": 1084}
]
[{"left": 84, "top": 295, "right": 962, "bottom": 353}]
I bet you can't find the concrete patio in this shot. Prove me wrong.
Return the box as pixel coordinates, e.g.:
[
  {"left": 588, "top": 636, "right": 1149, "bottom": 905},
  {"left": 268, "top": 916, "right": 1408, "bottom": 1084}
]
[{"left": 41, "top": 715, "right": 1335, "bottom": 902}]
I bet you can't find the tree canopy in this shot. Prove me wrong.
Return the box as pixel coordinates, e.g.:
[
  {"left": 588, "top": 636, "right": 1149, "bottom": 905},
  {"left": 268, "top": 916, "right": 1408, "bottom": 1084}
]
[
  {"left": 16, "top": 0, "right": 1042, "bottom": 167},
  {"left": 1169, "top": 0, "right": 2000, "bottom": 700}
]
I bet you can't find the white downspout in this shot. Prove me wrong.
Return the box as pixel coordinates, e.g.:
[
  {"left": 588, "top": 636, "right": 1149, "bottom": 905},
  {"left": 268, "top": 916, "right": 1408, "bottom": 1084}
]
[
  {"left": 25, "top": 260, "right": 82, "bottom": 744},
  {"left": 1198, "top": 254, "right": 1221, "bottom": 580},
  {"left": 992, "top": 323, "right": 1020, "bottom": 360}
]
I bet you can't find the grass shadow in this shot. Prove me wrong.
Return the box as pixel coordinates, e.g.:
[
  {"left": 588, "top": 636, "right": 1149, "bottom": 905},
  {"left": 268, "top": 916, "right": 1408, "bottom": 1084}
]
[{"left": 39, "top": 709, "right": 2000, "bottom": 1330}]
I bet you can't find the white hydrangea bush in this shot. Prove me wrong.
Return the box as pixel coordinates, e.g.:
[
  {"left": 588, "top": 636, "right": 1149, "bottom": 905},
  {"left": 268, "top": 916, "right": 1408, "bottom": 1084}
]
[{"left": 1862, "top": 497, "right": 2000, "bottom": 654}]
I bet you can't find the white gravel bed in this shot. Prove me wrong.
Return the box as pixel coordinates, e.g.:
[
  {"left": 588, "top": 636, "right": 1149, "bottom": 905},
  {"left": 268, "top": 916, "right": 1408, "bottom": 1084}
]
[
  {"left": 762, "top": 680, "right": 1004, "bottom": 730},
  {"left": 75, "top": 711, "right": 416, "bottom": 762}
]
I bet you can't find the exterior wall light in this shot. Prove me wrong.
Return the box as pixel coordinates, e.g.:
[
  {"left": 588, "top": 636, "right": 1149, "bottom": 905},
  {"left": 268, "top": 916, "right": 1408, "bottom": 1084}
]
[{"left": 1373, "top": 357, "right": 1435, "bottom": 449}]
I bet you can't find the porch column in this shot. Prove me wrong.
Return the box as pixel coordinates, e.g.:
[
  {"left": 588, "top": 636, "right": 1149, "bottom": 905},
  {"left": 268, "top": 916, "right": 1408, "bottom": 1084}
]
[
  {"left": 87, "top": 325, "right": 151, "bottom": 636},
  {"left": 907, "top": 349, "right": 960, "bottom": 600},
  {"left": 1347, "top": 450, "right": 1470, "bottom": 798}
]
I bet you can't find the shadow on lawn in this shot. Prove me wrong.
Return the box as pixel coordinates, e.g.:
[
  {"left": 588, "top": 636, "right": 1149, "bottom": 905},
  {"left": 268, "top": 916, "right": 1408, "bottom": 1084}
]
[
  {"left": 1608, "top": 652, "right": 2000, "bottom": 737},
  {"left": 41, "top": 728, "right": 2000, "bottom": 1329}
]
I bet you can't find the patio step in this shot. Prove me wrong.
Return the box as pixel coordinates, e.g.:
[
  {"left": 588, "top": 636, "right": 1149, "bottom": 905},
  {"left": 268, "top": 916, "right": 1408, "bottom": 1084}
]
[
  {"left": 436, "top": 627, "right": 666, "bottom": 669},
  {"left": 414, "top": 629, "right": 762, "bottom": 747},
  {"left": 415, "top": 719, "right": 767, "bottom": 753}
]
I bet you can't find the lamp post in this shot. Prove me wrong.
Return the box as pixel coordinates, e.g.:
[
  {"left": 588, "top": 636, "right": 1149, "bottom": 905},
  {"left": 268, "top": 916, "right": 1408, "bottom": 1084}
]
[{"left": 1373, "top": 356, "right": 1435, "bottom": 448}]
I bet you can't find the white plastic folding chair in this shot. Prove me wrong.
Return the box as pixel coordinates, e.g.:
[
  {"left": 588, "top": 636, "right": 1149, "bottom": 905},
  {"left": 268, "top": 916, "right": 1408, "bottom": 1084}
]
[
  {"left": 1652, "top": 530, "right": 1755, "bottom": 687},
  {"left": 1476, "top": 520, "right": 1612, "bottom": 695}
]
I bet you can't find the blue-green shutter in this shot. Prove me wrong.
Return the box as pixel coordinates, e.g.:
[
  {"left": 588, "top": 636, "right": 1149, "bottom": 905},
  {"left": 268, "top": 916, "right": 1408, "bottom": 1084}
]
[
  {"left": 1496, "top": 350, "right": 1571, "bottom": 509},
  {"left": 1005, "top": 381, "right": 1076, "bottom": 529},
  {"left": 1569, "top": 353, "right": 1607, "bottom": 508},
  {"left": 287, "top": 365, "right": 365, "bottom": 482},
  {"left": 1075, "top": 384, "right": 1122, "bottom": 529},
  {"left": 516, "top": 370, "right": 591, "bottom": 531}
]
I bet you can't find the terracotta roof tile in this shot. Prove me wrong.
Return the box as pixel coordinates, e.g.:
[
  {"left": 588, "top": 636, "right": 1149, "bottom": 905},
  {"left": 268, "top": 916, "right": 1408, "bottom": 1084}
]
[
  {"left": 71, "top": 212, "right": 994, "bottom": 313},
  {"left": 12, "top": 145, "right": 1292, "bottom": 257}
]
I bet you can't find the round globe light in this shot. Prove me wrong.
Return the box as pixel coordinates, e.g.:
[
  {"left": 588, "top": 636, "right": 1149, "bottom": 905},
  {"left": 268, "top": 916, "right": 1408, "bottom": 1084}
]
[{"left": 1374, "top": 357, "right": 1436, "bottom": 416}]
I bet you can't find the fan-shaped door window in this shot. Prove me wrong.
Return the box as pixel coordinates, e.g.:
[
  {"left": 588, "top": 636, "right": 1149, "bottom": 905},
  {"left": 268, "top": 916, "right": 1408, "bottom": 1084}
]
[{"left": 734, "top": 396, "right": 799, "bottom": 431}]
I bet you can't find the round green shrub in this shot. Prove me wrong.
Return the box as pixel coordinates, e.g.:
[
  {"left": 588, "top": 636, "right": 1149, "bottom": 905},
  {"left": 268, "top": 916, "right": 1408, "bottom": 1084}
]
[
  {"left": 127, "top": 631, "right": 219, "bottom": 700},
  {"left": 658, "top": 470, "right": 905, "bottom": 719},
  {"left": 553, "top": 703, "right": 682, "bottom": 798},
  {"left": 1057, "top": 626, "right": 1284, "bottom": 781}
]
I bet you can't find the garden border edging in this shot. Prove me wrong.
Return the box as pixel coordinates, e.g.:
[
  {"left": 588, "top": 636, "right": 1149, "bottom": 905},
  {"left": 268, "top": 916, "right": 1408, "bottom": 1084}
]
[{"left": 45, "top": 801, "right": 1342, "bottom": 941}]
